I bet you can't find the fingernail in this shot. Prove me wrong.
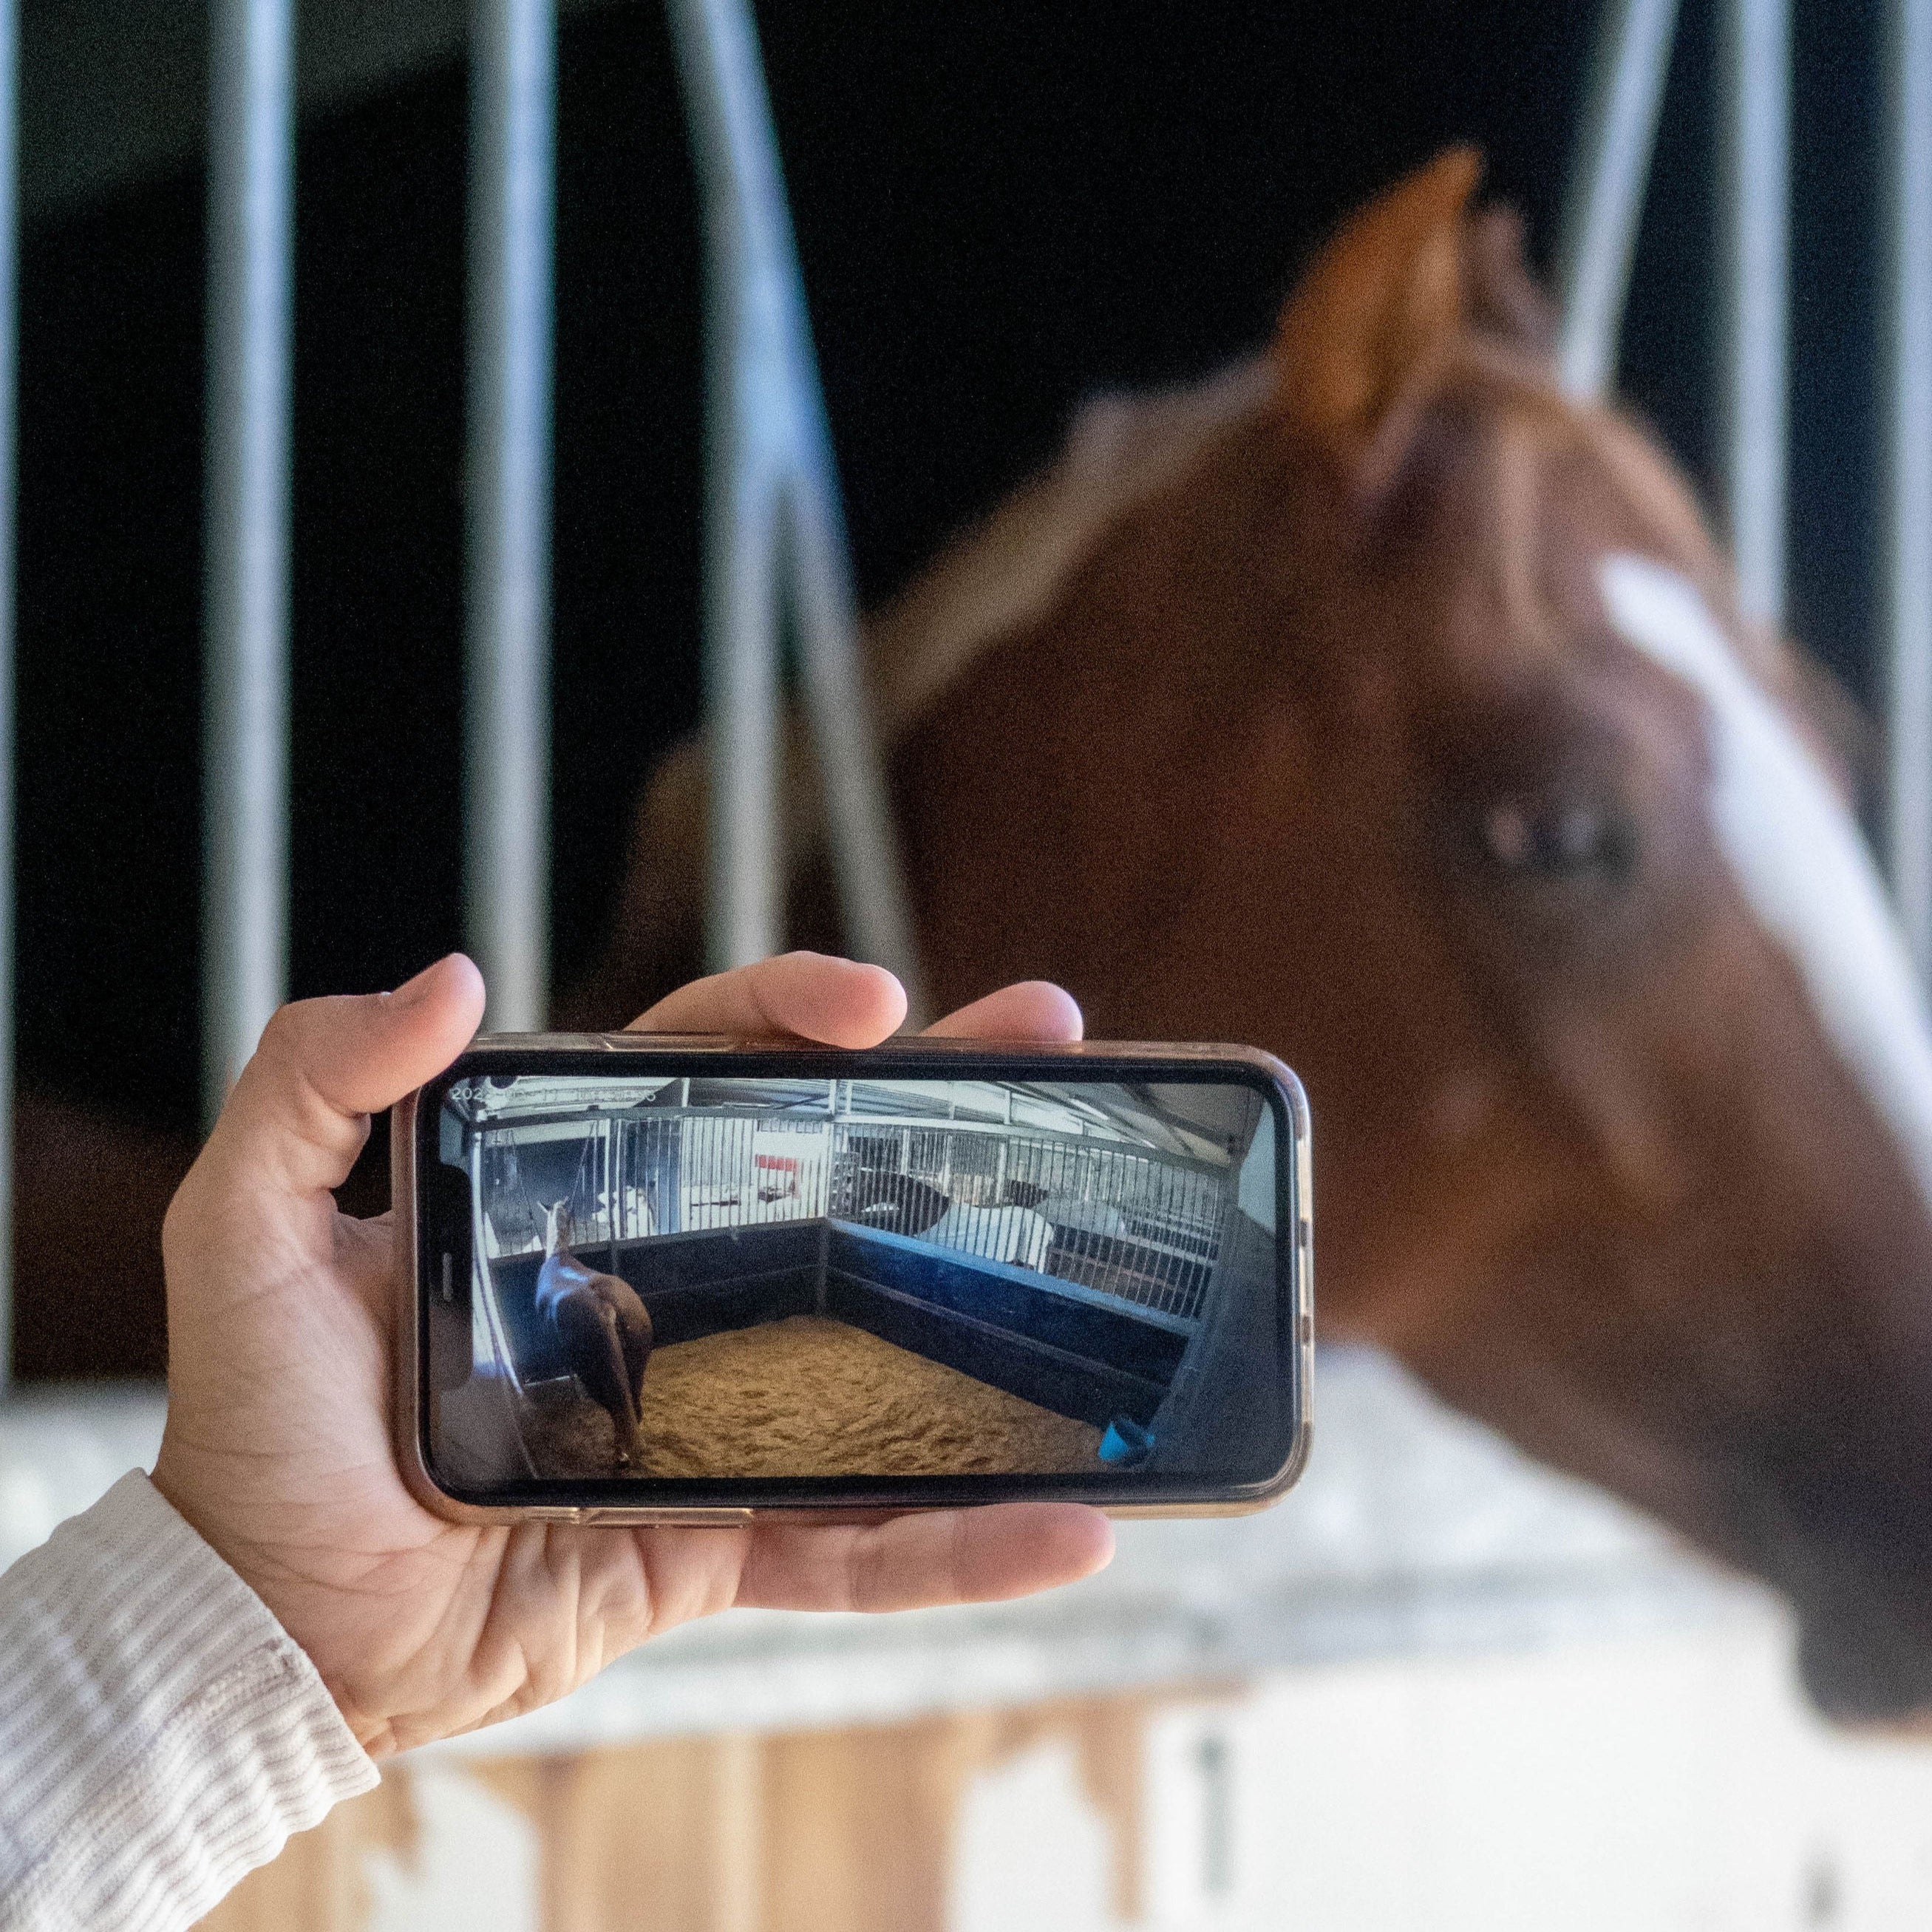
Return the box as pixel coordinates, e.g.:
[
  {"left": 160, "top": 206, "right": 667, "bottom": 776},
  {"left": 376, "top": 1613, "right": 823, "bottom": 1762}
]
[{"left": 388, "top": 957, "right": 448, "bottom": 1007}]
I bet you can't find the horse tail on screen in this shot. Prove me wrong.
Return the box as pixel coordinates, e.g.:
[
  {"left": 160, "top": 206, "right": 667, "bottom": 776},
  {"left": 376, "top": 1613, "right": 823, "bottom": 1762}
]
[{"left": 552, "top": 1292, "right": 642, "bottom": 1460}]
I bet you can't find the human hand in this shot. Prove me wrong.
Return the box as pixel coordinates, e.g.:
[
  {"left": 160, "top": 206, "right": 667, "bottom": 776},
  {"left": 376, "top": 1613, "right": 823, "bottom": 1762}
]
[{"left": 149, "top": 953, "right": 1113, "bottom": 1757}]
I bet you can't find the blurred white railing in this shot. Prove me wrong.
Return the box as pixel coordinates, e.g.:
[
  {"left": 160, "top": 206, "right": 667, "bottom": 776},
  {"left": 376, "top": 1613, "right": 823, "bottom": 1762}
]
[{"left": 0, "top": 1346, "right": 1757, "bottom": 1758}]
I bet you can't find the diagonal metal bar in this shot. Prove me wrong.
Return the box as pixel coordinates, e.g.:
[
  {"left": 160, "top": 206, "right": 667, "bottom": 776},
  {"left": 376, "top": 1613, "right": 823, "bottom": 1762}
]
[
  {"left": 202, "top": 0, "right": 296, "bottom": 1122},
  {"left": 1885, "top": 0, "right": 1932, "bottom": 975},
  {"left": 1718, "top": 0, "right": 1791, "bottom": 630},
  {"left": 667, "top": 0, "right": 925, "bottom": 1017},
  {"left": 1556, "top": 0, "right": 1681, "bottom": 401}
]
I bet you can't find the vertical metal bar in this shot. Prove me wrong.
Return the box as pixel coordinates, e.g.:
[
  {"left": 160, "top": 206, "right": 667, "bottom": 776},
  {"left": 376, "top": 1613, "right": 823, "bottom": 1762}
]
[
  {"left": 1557, "top": 0, "right": 1681, "bottom": 400},
  {"left": 1719, "top": 0, "right": 1791, "bottom": 627},
  {"left": 1151, "top": 1159, "right": 1166, "bottom": 1313},
  {"left": 1886, "top": 0, "right": 1932, "bottom": 972},
  {"left": 0, "top": 0, "right": 16, "bottom": 1396},
  {"left": 203, "top": 0, "right": 296, "bottom": 1121},
  {"left": 466, "top": 0, "right": 557, "bottom": 1030},
  {"left": 710, "top": 458, "right": 783, "bottom": 973},
  {"left": 614, "top": 1116, "right": 627, "bottom": 1255},
  {"left": 668, "top": 0, "right": 923, "bottom": 1002}
]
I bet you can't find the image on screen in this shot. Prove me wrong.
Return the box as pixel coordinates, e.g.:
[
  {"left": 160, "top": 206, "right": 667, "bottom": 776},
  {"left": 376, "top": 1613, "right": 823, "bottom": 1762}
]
[{"left": 427, "top": 1072, "right": 1288, "bottom": 1486}]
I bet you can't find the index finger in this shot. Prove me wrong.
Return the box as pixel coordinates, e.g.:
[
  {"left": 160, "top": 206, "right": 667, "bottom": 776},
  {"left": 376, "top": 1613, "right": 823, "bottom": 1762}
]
[
  {"left": 626, "top": 953, "right": 908, "bottom": 1046},
  {"left": 922, "top": 981, "right": 1083, "bottom": 1041}
]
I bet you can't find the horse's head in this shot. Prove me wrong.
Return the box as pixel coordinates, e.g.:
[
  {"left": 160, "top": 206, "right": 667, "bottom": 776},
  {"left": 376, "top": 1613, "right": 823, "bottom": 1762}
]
[
  {"left": 539, "top": 1199, "right": 572, "bottom": 1259},
  {"left": 572, "top": 143, "right": 1932, "bottom": 1716},
  {"left": 1158, "top": 149, "right": 1932, "bottom": 1718}
]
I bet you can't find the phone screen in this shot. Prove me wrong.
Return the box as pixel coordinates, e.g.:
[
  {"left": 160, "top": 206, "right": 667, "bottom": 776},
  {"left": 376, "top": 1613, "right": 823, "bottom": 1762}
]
[{"left": 414, "top": 1052, "right": 1305, "bottom": 1505}]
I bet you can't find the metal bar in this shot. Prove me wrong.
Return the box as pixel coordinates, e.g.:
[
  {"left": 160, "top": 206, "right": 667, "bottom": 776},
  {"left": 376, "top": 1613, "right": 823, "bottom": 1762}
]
[
  {"left": 1718, "top": 0, "right": 1791, "bottom": 628},
  {"left": 1885, "top": 0, "right": 1932, "bottom": 972},
  {"left": 0, "top": 0, "right": 16, "bottom": 1395},
  {"left": 670, "top": 0, "right": 786, "bottom": 972},
  {"left": 668, "top": 0, "right": 923, "bottom": 1001},
  {"left": 711, "top": 456, "right": 783, "bottom": 973},
  {"left": 669, "top": 0, "right": 782, "bottom": 970},
  {"left": 1556, "top": 0, "right": 1681, "bottom": 400},
  {"left": 203, "top": 0, "right": 296, "bottom": 1120},
  {"left": 465, "top": 0, "right": 557, "bottom": 1030}
]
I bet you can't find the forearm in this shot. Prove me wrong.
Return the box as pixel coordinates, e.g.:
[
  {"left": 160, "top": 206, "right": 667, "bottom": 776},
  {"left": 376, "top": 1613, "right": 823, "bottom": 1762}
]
[{"left": 0, "top": 1472, "right": 377, "bottom": 1932}]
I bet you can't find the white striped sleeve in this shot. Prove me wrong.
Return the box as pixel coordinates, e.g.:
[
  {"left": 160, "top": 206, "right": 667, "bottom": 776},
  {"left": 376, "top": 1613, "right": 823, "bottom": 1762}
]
[{"left": 0, "top": 1470, "right": 378, "bottom": 1932}]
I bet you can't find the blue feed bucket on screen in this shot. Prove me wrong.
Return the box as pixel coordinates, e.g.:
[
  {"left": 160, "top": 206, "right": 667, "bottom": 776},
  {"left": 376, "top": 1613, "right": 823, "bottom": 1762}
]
[{"left": 1098, "top": 1417, "right": 1155, "bottom": 1467}]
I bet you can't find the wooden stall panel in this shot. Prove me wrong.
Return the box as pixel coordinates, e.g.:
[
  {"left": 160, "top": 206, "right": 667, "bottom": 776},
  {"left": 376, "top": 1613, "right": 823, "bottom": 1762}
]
[{"left": 196, "top": 1693, "right": 1176, "bottom": 1932}]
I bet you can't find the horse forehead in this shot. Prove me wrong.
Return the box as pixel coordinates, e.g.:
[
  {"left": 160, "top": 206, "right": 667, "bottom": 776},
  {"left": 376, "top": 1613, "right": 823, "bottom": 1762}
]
[
  {"left": 1424, "top": 417, "right": 1661, "bottom": 670},
  {"left": 1596, "top": 551, "right": 1932, "bottom": 1216}
]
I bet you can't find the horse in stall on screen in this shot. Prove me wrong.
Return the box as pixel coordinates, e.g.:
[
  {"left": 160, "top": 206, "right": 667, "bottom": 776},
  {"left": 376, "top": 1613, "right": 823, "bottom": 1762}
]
[
  {"left": 535, "top": 1200, "right": 655, "bottom": 1470},
  {"left": 565, "top": 149, "right": 1932, "bottom": 1723}
]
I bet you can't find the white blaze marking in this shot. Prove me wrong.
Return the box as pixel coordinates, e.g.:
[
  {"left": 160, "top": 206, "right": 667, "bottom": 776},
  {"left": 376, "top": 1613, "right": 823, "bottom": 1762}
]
[{"left": 1599, "top": 552, "right": 1932, "bottom": 1210}]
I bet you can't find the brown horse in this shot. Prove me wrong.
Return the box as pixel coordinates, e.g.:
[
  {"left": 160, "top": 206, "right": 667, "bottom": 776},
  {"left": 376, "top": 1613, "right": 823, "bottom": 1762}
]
[
  {"left": 567, "top": 150, "right": 1932, "bottom": 1721},
  {"left": 536, "top": 1200, "right": 654, "bottom": 1471}
]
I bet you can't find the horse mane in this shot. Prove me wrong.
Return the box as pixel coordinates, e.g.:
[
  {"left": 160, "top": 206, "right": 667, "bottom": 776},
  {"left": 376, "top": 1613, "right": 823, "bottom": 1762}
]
[
  {"left": 863, "top": 357, "right": 1271, "bottom": 738},
  {"left": 864, "top": 252, "right": 1842, "bottom": 763},
  {"left": 566, "top": 177, "right": 1865, "bottom": 1030},
  {"left": 858, "top": 191, "right": 1707, "bottom": 734}
]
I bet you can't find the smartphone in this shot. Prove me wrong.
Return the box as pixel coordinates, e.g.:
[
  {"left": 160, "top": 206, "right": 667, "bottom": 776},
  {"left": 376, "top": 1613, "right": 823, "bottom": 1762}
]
[{"left": 393, "top": 1034, "right": 1311, "bottom": 1523}]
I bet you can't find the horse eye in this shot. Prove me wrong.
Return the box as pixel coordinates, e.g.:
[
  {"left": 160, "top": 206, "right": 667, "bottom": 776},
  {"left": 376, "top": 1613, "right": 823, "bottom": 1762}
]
[{"left": 1478, "top": 797, "right": 1636, "bottom": 882}]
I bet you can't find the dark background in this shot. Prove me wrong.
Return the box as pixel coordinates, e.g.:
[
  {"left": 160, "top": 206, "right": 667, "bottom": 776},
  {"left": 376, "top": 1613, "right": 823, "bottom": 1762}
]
[{"left": 14, "top": 0, "right": 1883, "bottom": 1135}]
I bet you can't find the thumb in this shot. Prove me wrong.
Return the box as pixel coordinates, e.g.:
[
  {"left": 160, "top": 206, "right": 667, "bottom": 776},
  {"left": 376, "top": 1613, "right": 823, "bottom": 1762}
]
[{"left": 208, "top": 954, "right": 487, "bottom": 1199}]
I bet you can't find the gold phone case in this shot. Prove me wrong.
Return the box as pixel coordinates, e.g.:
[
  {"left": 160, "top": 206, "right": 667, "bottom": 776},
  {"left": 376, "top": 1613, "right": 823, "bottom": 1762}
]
[{"left": 392, "top": 1033, "right": 1312, "bottom": 1525}]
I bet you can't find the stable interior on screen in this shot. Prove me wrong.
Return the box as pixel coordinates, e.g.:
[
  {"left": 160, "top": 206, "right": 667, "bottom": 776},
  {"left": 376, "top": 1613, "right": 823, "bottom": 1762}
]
[{"left": 428, "top": 1070, "right": 1284, "bottom": 1484}]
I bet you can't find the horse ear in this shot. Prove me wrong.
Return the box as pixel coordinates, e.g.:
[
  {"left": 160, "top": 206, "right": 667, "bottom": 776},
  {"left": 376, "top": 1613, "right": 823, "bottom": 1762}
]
[
  {"left": 1273, "top": 146, "right": 1482, "bottom": 497},
  {"left": 1464, "top": 203, "right": 1557, "bottom": 358}
]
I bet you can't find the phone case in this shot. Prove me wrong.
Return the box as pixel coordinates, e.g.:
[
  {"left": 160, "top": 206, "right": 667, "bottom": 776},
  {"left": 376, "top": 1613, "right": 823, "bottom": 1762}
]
[{"left": 392, "top": 1033, "right": 1312, "bottom": 1525}]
